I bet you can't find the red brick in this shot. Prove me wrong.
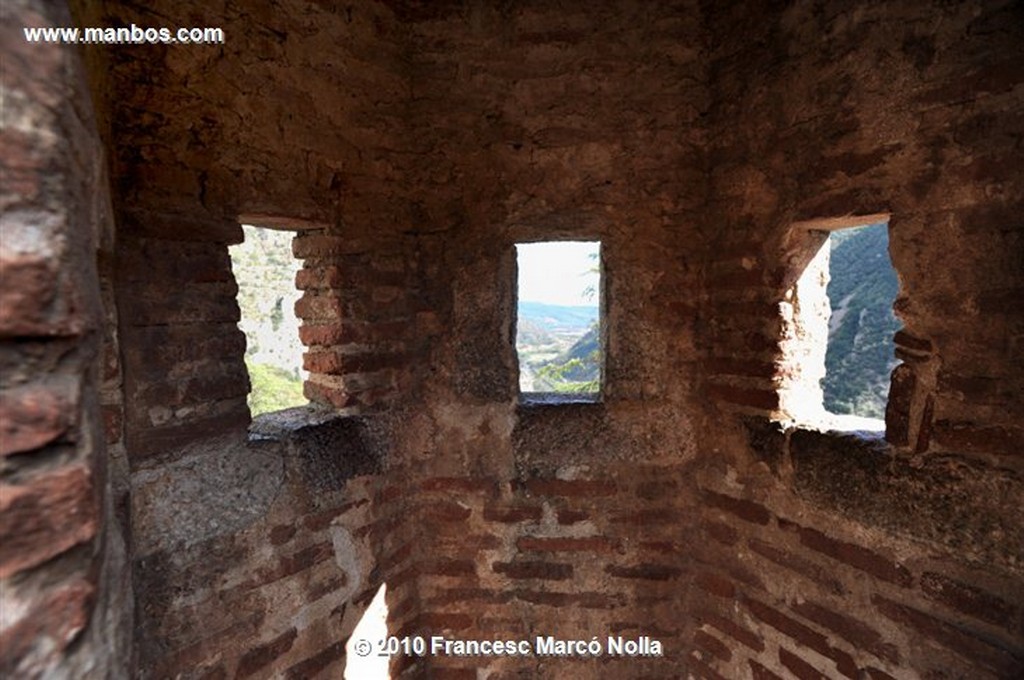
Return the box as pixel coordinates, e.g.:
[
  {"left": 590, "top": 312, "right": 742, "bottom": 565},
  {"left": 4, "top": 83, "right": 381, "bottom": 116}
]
[
  {"left": 295, "top": 265, "right": 343, "bottom": 290},
  {"left": 302, "top": 499, "right": 368, "bottom": 530},
  {"left": 120, "top": 282, "right": 240, "bottom": 326},
  {"left": 635, "top": 479, "right": 680, "bottom": 499},
  {"left": 688, "top": 652, "right": 730, "bottom": 680},
  {"left": 425, "top": 588, "right": 514, "bottom": 607},
  {"left": 292, "top": 233, "right": 371, "bottom": 259},
  {"left": 556, "top": 508, "right": 589, "bottom": 524},
  {"left": 120, "top": 324, "right": 245, "bottom": 373},
  {"left": 0, "top": 464, "right": 97, "bottom": 578},
  {"left": 492, "top": 560, "right": 573, "bottom": 580},
  {"left": 419, "top": 501, "right": 472, "bottom": 523},
  {"left": 749, "top": 660, "right": 784, "bottom": 680},
  {"left": 884, "top": 363, "right": 915, "bottom": 447},
  {"left": 703, "top": 520, "right": 739, "bottom": 546},
  {"left": 102, "top": 404, "right": 122, "bottom": 445},
  {"left": 605, "top": 562, "right": 682, "bottom": 581},
  {"left": 516, "top": 536, "right": 617, "bottom": 553},
  {"left": 236, "top": 628, "right": 297, "bottom": 678},
  {"left": 704, "top": 490, "right": 771, "bottom": 525},
  {"left": 521, "top": 478, "right": 617, "bottom": 498},
  {"left": 284, "top": 642, "right": 345, "bottom": 680},
  {"left": 779, "top": 647, "right": 827, "bottom": 680},
  {"left": 308, "top": 573, "right": 347, "bottom": 602},
  {"left": 694, "top": 629, "right": 732, "bottom": 661},
  {"left": 303, "top": 381, "right": 355, "bottom": 409},
  {"left": 745, "top": 598, "right": 858, "bottom": 678},
  {"left": 269, "top": 525, "right": 296, "bottom": 546},
  {"left": 696, "top": 571, "right": 736, "bottom": 599},
  {"left": 872, "top": 595, "right": 1022, "bottom": 674},
  {"left": 145, "top": 613, "right": 262, "bottom": 679},
  {"left": 483, "top": 503, "right": 543, "bottom": 523},
  {"left": 919, "top": 572, "right": 1017, "bottom": 629},
  {"left": 915, "top": 395, "right": 934, "bottom": 453},
  {"left": 710, "top": 266, "right": 765, "bottom": 289},
  {"left": 0, "top": 385, "right": 70, "bottom": 456},
  {"left": 780, "top": 521, "right": 912, "bottom": 587},
  {"left": 242, "top": 542, "right": 333, "bottom": 589},
  {"left": 409, "top": 612, "right": 474, "bottom": 633},
  {"left": 0, "top": 578, "right": 95, "bottom": 669},
  {"left": 119, "top": 238, "right": 233, "bottom": 284},
  {"left": 610, "top": 508, "right": 683, "bottom": 525},
  {"left": 420, "top": 559, "right": 476, "bottom": 577},
  {"left": 748, "top": 539, "right": 845, "bottom": 595},
  {"left": 638, "top": 540, "right": 676, "bottom": 555},
  {"left": 893, "top": 330, "right": 933, "bottom": 354},
  {"left": 932, "top": 420, "right": 1023, "bottom": 457},
  {"left": 422, "top": 477, "right": 498, "bottom": 495},
  {"left": 707, "top": 383, "right": 779, "bottom": 410},
  {"left": 0, "top": 254, "right": 72, "bottom": 338},
  {"left": 706, "top": 357, "right": 777, "bottom": 378},
  {"left": 513, "top": 589, "right": 620, "bottom": 609},
  {"left": 294, "top": 292, "right": 345, "bottom": 321},
  {"left": 791, "top": 600, "right": 899, "bottom": 663},
  {"left": 698, "top": 610, "right": 764, "bottom": 652}
]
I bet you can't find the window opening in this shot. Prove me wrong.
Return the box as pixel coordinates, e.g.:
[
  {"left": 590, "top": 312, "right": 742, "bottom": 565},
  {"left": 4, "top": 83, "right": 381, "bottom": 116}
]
[
  {"left": 778, "top": 220, "right": 898, "bottom": 429},
  {"left": 229, "top": 224, "right": 307, "bottom": 416},
  {"left": 515, "top": 241, "right": 602, "bottom": 401},
  {"left": 823, "top": 222, "right": 900, "bottom": 420}
]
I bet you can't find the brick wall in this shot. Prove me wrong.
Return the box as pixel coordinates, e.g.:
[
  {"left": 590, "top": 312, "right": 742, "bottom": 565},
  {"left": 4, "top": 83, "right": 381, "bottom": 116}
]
[
  {"left": 0, "top": 0, "right": 130, "bottom": 676},
  {"left": 10, "top": 0, "right": 1017, "bottom": 677},
  {"left": 698, "top": 0, "right": 1023, "bottom": 677}
]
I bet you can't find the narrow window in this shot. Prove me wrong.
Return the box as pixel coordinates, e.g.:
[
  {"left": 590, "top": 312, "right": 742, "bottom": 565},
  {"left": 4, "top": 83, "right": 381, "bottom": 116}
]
[
  {"left": 515, "top": 241, "right": 602, "bottom": 402},
  {"left": 777, "top": 219, "right": 898, "bottom": 429},
  {"left": 229, "top": 225, "right": 307, "bottom": 416},
  {"left": 822, "top": 222, "right": 900, "bottom": 420}
]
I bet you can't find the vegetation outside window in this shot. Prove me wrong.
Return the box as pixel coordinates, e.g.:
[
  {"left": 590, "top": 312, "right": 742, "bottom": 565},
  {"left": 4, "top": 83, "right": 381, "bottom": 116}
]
[
  {"left": 229, "top": 225, "right": 308, "bottom": 416},
  {"left": 515, "top": 241, "right": 602, "bottom": 402}
]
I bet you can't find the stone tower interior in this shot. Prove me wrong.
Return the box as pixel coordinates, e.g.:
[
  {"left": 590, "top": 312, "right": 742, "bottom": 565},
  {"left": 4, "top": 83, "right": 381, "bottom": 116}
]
[{"left": 2, "top": 0, "right": 1023, "bottom": 678}]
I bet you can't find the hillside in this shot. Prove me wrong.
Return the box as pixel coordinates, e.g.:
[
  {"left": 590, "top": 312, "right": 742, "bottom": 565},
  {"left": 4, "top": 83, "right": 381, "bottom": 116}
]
[
  {"left": 229, "top": 226, "right": 307, "bottom": 415},
  {"left": 823, "top": 223, "right": 900, "bottom": 418},
  {"left": 518, "top": 301, "right": 597, "bottom": 333}
]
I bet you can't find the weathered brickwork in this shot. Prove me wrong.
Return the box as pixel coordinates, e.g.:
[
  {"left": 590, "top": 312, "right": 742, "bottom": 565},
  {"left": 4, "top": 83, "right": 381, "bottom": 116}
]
[
  {"left": 698, "top": 1, "right": 1024, "bottom": 678},
  {"left": 0, "top": 0, "right": 130, "bottom": 677},
  {"left": 3, "top": 0, "right": 1021, "bottom": 678}
]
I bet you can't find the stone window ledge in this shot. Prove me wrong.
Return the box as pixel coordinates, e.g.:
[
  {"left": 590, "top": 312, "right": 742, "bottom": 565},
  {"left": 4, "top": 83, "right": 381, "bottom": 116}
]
[{"left": 248, "top": 404, "right": 351, "bottom": 442}]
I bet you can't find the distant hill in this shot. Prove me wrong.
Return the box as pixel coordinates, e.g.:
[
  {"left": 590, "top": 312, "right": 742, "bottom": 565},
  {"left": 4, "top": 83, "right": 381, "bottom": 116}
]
[
  {"left": 230, "top": 226, "right": 307, "bottom": 415},
  {"left": 531, "top": 324, "right": 601, "bottom": 392},
  {"left": 518, "top": 301, "right": 597, "bottom": 333},
  {"left": 823, "top": 223, "right": 900, "bottom": 419}
]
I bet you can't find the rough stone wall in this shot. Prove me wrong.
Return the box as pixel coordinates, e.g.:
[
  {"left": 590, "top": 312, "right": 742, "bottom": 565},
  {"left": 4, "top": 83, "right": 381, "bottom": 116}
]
[
  {"left": 129, "top": 413, "right": 400, "bottom": 677},
  {"left": 0, "top": 0, "right": 130, "bottom": 676},
  {"left": 375, "top": 2, "right": 711, "bottom": 677},
  {"left": 697, "top": 0, "right": 1024, "bottom": 678},
  {"left": 14, "top": 0, "right": 1020, "bottom": 678},
  {"left": 81, "top": 1, "right": 423, "bottom": 675}
]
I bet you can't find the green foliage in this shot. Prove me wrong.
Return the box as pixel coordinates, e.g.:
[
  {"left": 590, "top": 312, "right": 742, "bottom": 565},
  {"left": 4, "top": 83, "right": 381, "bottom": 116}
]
[
  {"left": 230, "top": 226, "right": 307, "bottom": 415},
  {"left": 532, "top": 325, "right": 601, "bottom": 393},
  {"left": 823, "top": 223, "right": 900, "bottom": 419},
  {"left": 246, "top": 360, "right": 306, "bottom": 416}
]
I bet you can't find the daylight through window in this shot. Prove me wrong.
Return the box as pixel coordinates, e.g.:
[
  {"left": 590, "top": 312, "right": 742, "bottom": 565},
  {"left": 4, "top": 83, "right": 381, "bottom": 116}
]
[
  {"left": 229, "top": 225, "right": 308, "bottom": 416},
  {"left": 822, "top": 222, "right": 900, "bottom": 420},
  {"left": 777, "top": 220, "right": 899, "bottom": 429},
  {"left": 515, "top": 241, "right": 602, "bottom": 400}
]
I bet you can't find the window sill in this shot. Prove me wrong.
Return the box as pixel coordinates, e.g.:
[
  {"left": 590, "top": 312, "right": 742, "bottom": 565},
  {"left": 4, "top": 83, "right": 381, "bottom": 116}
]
[
  {"left": 248, "top": 403, "right": 341, "bottom": 442},
  {"left": 519, "top": 392, "right": 601, "bottom": 406}
]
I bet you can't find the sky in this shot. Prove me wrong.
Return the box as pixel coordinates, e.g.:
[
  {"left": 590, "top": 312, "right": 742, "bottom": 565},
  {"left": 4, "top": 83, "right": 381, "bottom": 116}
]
[{"left": 516, "top": 241, "right": 600, "bottom": 307}]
